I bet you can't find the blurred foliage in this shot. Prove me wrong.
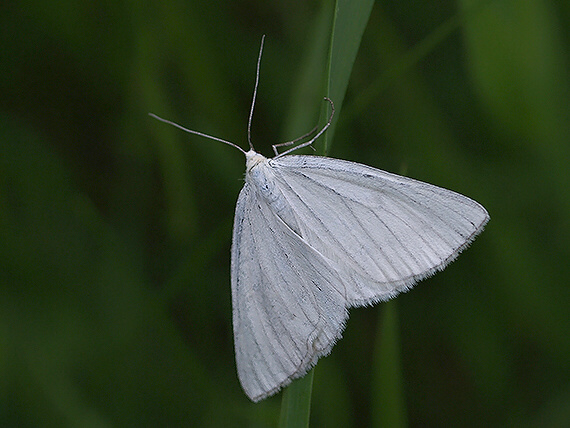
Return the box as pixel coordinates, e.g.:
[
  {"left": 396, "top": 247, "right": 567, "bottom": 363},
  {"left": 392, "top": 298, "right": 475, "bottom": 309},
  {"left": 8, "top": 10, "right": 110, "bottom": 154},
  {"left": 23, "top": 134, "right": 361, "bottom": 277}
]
[{"left": 1, "top": 0, "right": 570, "bottom": 427}]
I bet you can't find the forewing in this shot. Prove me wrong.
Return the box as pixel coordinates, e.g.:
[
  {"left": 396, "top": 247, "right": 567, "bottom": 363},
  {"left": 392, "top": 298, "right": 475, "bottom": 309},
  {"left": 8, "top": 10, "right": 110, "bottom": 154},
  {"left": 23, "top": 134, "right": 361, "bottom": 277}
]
[
  {"left": 270, "top": 155, "right": 489, "bottom": 306},
  {"left": 231, "top": 183, "right": 347, "bottom": 402}
]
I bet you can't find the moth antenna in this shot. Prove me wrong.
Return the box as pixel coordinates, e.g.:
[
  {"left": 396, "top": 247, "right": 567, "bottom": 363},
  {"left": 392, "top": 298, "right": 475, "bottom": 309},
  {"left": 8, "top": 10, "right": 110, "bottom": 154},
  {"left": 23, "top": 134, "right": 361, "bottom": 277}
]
[
  {"left": 148, "top": 113, "right": 247, "bottom": 155},
  {"left": 247, "top": 35, "right": 265, "bottom": 151}
]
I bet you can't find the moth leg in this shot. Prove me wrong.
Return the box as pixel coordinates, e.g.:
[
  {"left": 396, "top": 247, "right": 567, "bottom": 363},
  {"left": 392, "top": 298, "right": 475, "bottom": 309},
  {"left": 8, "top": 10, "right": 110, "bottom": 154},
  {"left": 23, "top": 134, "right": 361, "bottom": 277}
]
[
  {"left": 273, "top": 98, "right": 335, "bottom": 158},
  {"left": 272, "top": 125, "right": 318, "bottom": 156}
]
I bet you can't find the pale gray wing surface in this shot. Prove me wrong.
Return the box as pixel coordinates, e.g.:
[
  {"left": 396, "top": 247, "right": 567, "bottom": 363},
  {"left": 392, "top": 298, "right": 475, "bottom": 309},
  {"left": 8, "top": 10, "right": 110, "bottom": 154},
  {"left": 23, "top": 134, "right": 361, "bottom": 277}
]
[
  {"left": 231, "top": 183, "right": 348, "bottom": 402},
  {"left": 270, "top": 155, "right": 489, "bottom": 306}
]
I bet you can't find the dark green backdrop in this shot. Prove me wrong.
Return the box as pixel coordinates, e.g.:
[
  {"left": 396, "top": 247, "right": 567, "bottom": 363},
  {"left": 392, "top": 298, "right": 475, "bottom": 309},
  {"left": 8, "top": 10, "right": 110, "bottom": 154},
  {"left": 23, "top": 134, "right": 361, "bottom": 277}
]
[{"left": 2, "top": 0, "right": 570, "bottom": 426}]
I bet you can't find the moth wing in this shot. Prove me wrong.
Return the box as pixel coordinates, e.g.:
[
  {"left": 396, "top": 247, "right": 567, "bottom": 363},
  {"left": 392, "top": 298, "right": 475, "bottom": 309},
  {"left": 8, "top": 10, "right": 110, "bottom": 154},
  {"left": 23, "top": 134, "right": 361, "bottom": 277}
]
[
  {"left": 271, "top": 155, "right": 489, "bottom": 306},
  {"left": 231, "top": 183, "right": 347, "bottom": 402}
]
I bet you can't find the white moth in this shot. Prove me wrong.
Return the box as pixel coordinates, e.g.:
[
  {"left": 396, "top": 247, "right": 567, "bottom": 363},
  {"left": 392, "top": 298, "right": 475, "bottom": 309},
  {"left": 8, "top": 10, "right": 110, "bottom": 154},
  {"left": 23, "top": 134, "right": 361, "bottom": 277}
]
[{"left": 150, "top": 36, "right": 489, "bottom": 402}]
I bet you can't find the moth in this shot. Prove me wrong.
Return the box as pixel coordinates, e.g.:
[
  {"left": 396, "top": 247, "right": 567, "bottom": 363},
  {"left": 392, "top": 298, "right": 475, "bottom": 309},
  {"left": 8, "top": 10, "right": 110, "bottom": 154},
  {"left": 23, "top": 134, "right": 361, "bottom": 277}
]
[{"left": 150, "top": 36, "right": 489, "bottom": 402}]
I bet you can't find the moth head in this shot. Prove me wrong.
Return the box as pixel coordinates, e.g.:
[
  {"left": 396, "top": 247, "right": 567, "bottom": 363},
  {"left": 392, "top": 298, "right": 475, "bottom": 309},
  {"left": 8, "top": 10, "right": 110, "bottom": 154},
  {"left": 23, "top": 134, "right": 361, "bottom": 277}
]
[{"left": 245, "top": 150, "right": 267, "bottom": 173}]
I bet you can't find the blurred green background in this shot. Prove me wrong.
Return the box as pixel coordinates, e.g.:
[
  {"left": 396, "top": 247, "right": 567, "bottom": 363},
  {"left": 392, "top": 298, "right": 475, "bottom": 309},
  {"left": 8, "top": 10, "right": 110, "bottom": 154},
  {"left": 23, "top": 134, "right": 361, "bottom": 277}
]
[{"left": 2, "top": 0, "right": 570, "bottom": 426}]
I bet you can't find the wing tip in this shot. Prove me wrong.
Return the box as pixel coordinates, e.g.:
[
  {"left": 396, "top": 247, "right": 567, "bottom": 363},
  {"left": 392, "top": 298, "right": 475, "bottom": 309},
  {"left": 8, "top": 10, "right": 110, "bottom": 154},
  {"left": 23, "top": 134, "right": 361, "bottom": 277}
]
[
  {"left": 242, "top": 309, "right": 350, "bottom": 403},
  {"left": 348, "top": 212, "right": 489, "bottom": 308}
]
